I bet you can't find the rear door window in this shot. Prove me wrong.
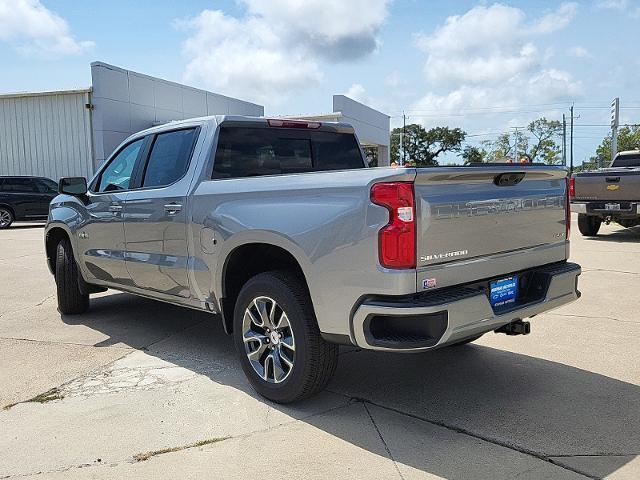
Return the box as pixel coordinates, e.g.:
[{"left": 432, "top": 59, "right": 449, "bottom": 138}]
[
  {"left": 1, "top": 178, "right": 38, "bottom": 193},
  {"left": 142, "top": 128, "right": 198, "bottom": 188},
  {"left": 212, "top": 126, "right": 363, "bottom": 179}
]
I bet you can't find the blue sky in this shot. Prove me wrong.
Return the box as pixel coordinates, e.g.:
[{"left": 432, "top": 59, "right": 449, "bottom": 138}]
[{"left": 1, "top": 0, "right": 639, "bottom": 164}]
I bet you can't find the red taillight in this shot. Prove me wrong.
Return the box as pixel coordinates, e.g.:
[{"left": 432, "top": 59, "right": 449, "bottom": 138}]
[
  {"left": 566, "top": 176, "right": 572, "bottom": 238},
  {"left": 568, "top": 176, "right": 575, "bottom": 200},
  {"left": 267, "top": 119, "right": 321, "bottom": 129},
  {"left": 371, "top": 182, "right": 416, "bottom": 269}
]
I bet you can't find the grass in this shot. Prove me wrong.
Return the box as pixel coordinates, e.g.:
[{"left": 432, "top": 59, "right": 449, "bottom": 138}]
[
  {"left": 3, "top": 388, "right": 63, "bottom": 410},
  {"left": 133, "top": 437, "right": 228, "bottom": 462}
]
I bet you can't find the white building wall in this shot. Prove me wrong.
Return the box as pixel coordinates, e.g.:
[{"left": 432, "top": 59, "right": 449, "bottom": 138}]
[
  {"left": 333, "top": 95, "right": 390, "bottom": 166},
  {"left": 0, "top": 90, "right": 93, "bottom": 180},
  {"left": 91, "top": 62, "right": 264, "bottom": 168}
]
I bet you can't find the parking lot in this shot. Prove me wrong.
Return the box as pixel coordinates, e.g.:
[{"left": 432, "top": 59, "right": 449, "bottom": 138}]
[{"left": 0, "top": 215, "right": 638, "bottom": 479}]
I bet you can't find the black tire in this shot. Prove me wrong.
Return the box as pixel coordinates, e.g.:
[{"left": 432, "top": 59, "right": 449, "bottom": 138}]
[
  {"left": 233, "top": 271, "right": 338, "bottom": 403},
  {"left": 0, "top": 206, "right": 14, "bottom": 229},
  {"left": 450, "top": 334, "right": 483, "bottom": 347},
  {"left": 55, "top": 238, "right": 89, "bottom": 315},
  {"left": 577, "top": 214, "right": 601, "bottom": 236}
]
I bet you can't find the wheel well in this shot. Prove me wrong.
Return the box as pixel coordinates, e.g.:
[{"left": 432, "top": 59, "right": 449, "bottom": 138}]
[
  {"left": 0, "top": 204, "right": 15, "bottom": 217},
  {"left": 45, "top": 227, "right": 70, "bottom": 274},
  {"left": 221, "top": 243, "right": 308, "bottom": 334}
]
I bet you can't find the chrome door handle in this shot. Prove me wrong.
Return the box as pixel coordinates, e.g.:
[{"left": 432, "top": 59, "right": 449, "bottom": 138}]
[
  {"left": 164, "top": 204, "right": 182, "bottom": 215},
  {"left": 109, "top": 205, "right": 123, "bottom": 214}
]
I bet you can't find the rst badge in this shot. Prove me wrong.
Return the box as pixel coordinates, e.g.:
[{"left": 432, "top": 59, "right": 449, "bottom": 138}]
[{"left": 423, "top": 278, "right": 437, "bottom": 289}]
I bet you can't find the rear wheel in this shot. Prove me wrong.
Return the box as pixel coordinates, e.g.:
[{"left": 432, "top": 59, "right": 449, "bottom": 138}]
[
  {"left": 0, "top": 207, "right": 14, "bottom": 229},
  {"left": 55, "top": 238, "right": 89, "bottom": 315},
  {"left": 577, "top": 214, "right": 601, "bottom": 236},
  {"left": 233, "top": 271, "right": 338, "bottom": 403}
]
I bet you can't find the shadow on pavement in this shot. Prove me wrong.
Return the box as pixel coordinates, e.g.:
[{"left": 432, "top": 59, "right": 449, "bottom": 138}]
[
  {"left": 582, "top": 225, "right": 640, "bottom": 243},
  {"left": 4, "top": 223, "right": 46, "bottom": 230},
  {"left": 62, "top": 292, "right": 640, "bottom": 479}
]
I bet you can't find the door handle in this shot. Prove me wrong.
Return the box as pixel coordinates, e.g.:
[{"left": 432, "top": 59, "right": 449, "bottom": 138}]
[
  {"left": 109, "top": 204, "right": 123, "bottom": 214},
  {"left": 164, "top": 204, "right": 183, "bottom": 215}
]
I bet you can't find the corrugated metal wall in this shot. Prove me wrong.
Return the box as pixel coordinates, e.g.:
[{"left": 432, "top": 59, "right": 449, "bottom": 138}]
[{"left": 0, "top": 90, "right": 93, "bottom": 181}]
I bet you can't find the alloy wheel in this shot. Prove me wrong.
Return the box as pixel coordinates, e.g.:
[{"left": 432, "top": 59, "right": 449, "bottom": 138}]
[
  {"left": 242, "top": 296, "right": 296, "bottom": 383},
  {"left": 0, "top": 210, "right": 11, "bottom": 228}
]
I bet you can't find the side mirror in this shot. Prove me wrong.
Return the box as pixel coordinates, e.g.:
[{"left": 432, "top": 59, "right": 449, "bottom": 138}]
[{"left": 59, "top": 177, "right": 87, "bottom": 196}]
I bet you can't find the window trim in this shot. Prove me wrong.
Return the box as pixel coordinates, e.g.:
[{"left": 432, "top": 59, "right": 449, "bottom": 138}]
[
  {"left": 89, "top": 136, "right": 150, "bottom": 195},
  {"left": 131, "top": 126, "right": 201, "bottom": 191}
]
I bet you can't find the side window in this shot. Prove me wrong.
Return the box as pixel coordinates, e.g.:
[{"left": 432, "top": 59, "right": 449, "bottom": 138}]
[
  {"left": 142, "top": 129, "right": 197, "bottom": 188},
  {"left": 35, "top": 179, "right": 58, "bottom": 194},
  {"left": 97, "top": 139, "right": 144, "bottom": 193},
  {"left": 2, "top": 178, "right": 39, "bottom": 193}
]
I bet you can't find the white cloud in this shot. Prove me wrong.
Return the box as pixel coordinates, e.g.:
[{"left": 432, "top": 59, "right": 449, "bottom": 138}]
[
  {"left": 384, "top": 71, "right": 404, "bottom": 88},
  {"left": 595, "top": 0, "right": 640, "bottom": 17},
  {"left": 0, "top": 0, "right": 94, "bottom": 56},
  {"left": 178, "top": 0, "right": 390, "bottom": 104},
  {"left": 567, "top": 46, "right": 592, "bottom": 58},
  {"left": 411, "top": 3, "right": 582, "bottom": 128}
]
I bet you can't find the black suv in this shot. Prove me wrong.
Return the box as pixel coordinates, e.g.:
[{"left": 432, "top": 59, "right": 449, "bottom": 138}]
[{"left": 0, "top": 176, "right": 59, "bottom": 229}]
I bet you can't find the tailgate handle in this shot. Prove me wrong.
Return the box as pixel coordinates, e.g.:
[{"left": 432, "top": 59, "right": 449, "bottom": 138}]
[
  {"left": 605, "top": 177, "right": 620, "bottom": 182},
  {"left": 494, "top": 172, "right": 525, "bottom": 186}
]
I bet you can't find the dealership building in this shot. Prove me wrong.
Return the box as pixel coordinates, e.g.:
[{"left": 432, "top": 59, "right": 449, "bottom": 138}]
[{"left": 0, "top": 61, "right": 390, "bottom": 181}]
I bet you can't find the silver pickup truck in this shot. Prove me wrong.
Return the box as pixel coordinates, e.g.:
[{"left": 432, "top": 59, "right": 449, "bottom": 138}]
[
  {"left": 45, "top": 116, "right": 581, "bottom": 403},
  {"left": 571, "top": 150, "right": 640, "bottom": 236}
]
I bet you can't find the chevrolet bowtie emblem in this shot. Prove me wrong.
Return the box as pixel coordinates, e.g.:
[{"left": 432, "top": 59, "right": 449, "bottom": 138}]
[{"left": 606, "top": 184, "right": 619, "bottom": 191}]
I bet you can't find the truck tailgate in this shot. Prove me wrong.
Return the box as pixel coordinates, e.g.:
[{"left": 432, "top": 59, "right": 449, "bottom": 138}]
[
  {"left": 574, "top": 169, "right": 640, "bottom": 201},
  {"left": 414, "top": 166, "right": 568, "bottom": 291}
]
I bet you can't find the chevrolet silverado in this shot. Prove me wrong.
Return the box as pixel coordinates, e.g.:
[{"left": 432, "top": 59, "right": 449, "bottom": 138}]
[{"left": 45, "top": 116, "right": 581, "bottom": 403}]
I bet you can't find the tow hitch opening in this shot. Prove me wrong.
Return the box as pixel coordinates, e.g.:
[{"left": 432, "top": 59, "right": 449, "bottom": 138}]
[{"left": 495, "top": 319, "right": 531, "bottom": 336}]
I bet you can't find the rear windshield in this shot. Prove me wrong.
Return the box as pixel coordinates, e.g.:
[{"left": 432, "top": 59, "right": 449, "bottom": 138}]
[
  {"left": 212, "top": 126, "right": 364, "bottom": 179},
  {"left": 611, "top": 154, "right": 640, "bottom": 168}
]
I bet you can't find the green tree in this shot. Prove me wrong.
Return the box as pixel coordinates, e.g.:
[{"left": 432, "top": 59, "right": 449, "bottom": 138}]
[
  {"left": 481, "top": 117, "right": 562, "bottom": 164},
  {"left": 390, "top": 124, "right": 466, "bottom": 166},
  {"left": 460, "top": 145, "right": 486, "bottom": 164},
  {"left": 590, "top": 125, "right": 640, "bottom": 168},
  {"left": 481, "top": 132, "right": 527, "bottom": 162},
  {"left": 526, "top": 118, "right": 562, "bottom": 164}
]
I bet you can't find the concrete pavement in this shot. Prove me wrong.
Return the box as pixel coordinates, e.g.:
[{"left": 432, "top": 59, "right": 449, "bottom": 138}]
[{"left": 0, "top": 217, "right": 638, "bottom": 479}]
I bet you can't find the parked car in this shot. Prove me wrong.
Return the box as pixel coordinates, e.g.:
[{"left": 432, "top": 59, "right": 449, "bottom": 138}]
[
  {"left": 0, "top": 176, "right": 59, "bottom": 228},
  {"left": 45, "top": 116, "right": 581, "bottom": 403},
  {"left": 571, "top": 150, "right": 640, "bottom": 236}
]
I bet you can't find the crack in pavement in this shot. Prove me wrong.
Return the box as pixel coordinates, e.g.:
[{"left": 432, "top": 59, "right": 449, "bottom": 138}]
[
  {"left": 0, "top": 337, "right": 134, "bottom": 350},
  {"left": 0, "top": 399, "right": 356, "bottom": 479},
  {"left": 362, "top": 401, "right": 405, "bottom": 480},
  {"left": 326, "top": 390, "right": 596, "bottom": 479},
  {"left": 0, "top": 295, "right": 54, "bottom": 320},
  {"left": 582, "top": 268, "right": 640, "bottom": 276},
  {"left": 550, "top": 312, "right": 640, "bottom": 325}
]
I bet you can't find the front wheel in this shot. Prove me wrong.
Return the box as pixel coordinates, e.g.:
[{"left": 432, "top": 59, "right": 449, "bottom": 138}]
[
  {"left": 577, "top": 214, "right": 601, "bottom": 236},
  {"left": 233, "top": 271, "right": 338, "bottom": 403},
  {"left": 55, "top": 238, "right": 89, "bottom": 315}
]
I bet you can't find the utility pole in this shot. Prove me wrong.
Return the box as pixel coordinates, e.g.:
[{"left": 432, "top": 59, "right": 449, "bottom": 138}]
[
  {"left": 402, "top": 111, "right": 407, "bottom": 165},
  {"left": 398, "top": 132, "right": 404, "bottom": 165},
  {"left": 562, "top": 114, "right": 567, "bottom": 166},
  {"left": 570, "top": 104, "right": 574, "bottom": 173},
  {"left": 611, "top": 97, "right": 619, "bottom": 164},
  {"left": 513, "top": 127, "right": 519, "bottom": 162}
]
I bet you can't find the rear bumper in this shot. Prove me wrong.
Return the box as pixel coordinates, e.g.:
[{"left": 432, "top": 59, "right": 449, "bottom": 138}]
[
  {"left": 350, "top": 262, "right": 581, "bottom": 352},
  {"left": 572, "top": 202, "right": 639, "bottom": 217}
]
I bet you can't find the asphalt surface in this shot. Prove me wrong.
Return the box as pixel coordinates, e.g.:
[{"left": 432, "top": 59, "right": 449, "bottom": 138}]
[{"left": 0, "top": 216, "right": 638, "bottom": 479}]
